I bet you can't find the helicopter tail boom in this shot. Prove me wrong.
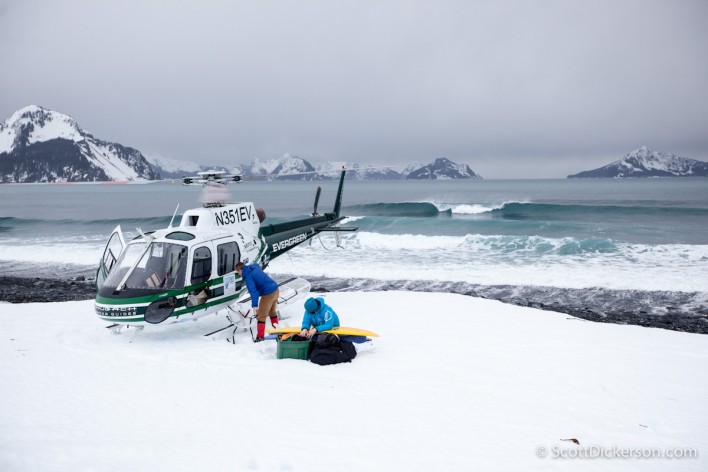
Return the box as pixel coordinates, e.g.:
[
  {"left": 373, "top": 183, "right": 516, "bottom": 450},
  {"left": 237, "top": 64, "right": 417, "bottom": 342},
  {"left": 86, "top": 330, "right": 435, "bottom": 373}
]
[
  {"left": 260, "top": 169, "right": 355, "bottom": 262},
  {"left": 261, "top": 214, "right": 346, "bottom": 260}
]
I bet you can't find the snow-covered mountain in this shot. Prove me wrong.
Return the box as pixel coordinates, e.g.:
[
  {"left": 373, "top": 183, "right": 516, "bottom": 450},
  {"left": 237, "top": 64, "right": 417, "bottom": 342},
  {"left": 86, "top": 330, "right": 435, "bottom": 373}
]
[
  {"left": 143, "top": 153, "right": 231, "bottom": 179},
  {"left": 240, "top": 155, "right": 480, "bottom": 180},
  {"left": 271, "top": 153, "right": 316, "bottom": 175},
  {"left": 237, "top": 155, "right": 404, "bottom": 180},
  {"left": 347, "top": 163, "right": 403, "bottom": 180},
  {"left": 401, "top": 162, "right": 424, "bottom": 176},
  {"left": 314, "top": 161, "right": 403, "bottom": 180},
  {"left": 236, "top": 154, "right": 316, "bottom": 180},
  {"left": 0, "top": 105, "right": 159, "bottom": 182},
  {"left": 568, "top": 147, "right": 708, "bottom": 178},
  {"left": 406, "top": 157, "right": 482, "bottom": 180}
]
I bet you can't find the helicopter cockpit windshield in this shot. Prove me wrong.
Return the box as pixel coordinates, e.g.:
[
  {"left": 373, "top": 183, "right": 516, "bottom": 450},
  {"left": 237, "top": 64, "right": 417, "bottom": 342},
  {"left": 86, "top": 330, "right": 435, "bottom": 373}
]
[{"left": 100, "top": 241, "right": 188, "bottom": 296}]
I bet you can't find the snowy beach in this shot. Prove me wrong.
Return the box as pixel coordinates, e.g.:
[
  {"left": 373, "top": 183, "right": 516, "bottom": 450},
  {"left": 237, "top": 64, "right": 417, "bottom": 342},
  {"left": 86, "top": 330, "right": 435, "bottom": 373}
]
[{"left": 2, "top": 291, "right": 706, "bottom": 472}]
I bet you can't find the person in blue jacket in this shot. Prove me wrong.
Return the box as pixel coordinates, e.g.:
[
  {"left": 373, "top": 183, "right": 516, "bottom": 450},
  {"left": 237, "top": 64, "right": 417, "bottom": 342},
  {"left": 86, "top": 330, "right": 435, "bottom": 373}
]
[
  {"left": 236, "top": 262, "right": 279, "bottom": 342},
  {"left": 299, "top": 297, "right": 340, "bottom": 339}
]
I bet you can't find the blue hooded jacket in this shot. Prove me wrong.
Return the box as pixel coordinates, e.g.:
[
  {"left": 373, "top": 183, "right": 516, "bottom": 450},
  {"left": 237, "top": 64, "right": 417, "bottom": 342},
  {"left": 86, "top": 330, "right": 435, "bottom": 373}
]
[
  {"left": 240, "top": 264, "right": 278, "bottom": 307},
  {"left": 301, "top": 297, "right": 340, "bottom": 332}
]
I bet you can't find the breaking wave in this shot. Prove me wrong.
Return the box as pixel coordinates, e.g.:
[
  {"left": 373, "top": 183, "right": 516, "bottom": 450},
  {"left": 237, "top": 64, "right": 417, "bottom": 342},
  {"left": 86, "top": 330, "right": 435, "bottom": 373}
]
[
  {"left": 342, "top": 200, "right": 708, "bottom": 222},
  {"left": 487, "top": 202, "right": 708, "bottom": 220},
  {"left": 344, "top": 202, "right": 444, "bottom": 217}
]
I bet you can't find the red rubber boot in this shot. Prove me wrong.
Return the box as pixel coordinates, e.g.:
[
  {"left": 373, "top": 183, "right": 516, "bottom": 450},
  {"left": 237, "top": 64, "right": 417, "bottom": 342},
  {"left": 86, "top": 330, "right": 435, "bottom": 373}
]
[{"left": 255, "top": 321, "right": 265, "bottom": 342}]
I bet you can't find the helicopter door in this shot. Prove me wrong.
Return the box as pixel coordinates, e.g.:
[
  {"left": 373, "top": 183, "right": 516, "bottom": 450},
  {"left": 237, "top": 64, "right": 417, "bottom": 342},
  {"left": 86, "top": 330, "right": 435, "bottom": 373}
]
[
  {"left": 186, "top": 244, "right": 214, "bottom": 307},
  {"left": 96, "top": 226, "right": 126, "bottom": 290}
]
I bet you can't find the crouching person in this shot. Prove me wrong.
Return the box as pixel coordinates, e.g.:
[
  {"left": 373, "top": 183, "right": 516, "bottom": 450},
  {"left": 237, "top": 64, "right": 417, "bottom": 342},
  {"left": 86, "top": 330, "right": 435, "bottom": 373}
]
[
  {"left": 299, "top": 297, "right": 339, "bottom": 339},
  {"left": 299, "top": 297, "right": 356, "bottom": 366}
]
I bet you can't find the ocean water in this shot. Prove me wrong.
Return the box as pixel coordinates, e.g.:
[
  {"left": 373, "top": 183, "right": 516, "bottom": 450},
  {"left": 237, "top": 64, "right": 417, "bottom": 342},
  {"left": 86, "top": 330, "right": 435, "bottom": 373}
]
[{"left": 1, "top": 178, "right": 707, "bottom": 319}]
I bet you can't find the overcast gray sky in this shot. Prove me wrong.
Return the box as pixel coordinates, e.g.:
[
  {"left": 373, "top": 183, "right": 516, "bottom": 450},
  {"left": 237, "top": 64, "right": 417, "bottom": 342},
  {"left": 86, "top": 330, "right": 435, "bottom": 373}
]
[{"left": 1, "top": 0, "right": 707, "bottom": 178}]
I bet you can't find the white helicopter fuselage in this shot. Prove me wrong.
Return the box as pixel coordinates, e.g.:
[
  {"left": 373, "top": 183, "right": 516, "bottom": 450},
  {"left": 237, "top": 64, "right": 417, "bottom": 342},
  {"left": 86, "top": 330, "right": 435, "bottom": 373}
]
[{"left": 94, "top": 202, "right": 265, "bottom": 325}]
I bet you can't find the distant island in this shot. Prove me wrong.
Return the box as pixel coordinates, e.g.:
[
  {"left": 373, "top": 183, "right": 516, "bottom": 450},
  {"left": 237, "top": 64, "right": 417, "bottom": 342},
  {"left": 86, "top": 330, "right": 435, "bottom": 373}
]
[
  {"left": 406, "top": 157, "right": 481, "bottom": 180},
  {"left": 1, "top": 105, "right": 483, "bottom": 182},
  {"left": 568, "top": 147, "right": 708, "bottom": 178}
]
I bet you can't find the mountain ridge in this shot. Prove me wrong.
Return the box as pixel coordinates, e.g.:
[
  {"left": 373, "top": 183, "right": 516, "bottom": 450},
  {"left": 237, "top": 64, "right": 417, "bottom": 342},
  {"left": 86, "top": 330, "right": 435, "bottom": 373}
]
[
  {"left": 0, "top": 105, "right": 159, "bottom": 182},
  {"left": 1, "top": 105, "right": 482, "bottom": 182},
  {"left": 568, "top": 147, "right": 708, "bottom": 178}
]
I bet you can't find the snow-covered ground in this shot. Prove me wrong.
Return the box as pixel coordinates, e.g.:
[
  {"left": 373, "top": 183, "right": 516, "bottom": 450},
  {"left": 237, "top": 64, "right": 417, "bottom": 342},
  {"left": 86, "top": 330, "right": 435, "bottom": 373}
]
[{"left": 1, "top": 292, "right": 706, "bottom": 471}]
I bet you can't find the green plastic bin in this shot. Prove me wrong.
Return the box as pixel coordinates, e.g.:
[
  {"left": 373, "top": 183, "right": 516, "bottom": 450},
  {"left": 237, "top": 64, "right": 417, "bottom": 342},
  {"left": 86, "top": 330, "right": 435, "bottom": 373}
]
[{"left": 276, "top": 336, "right": 312, "bottom": 360}]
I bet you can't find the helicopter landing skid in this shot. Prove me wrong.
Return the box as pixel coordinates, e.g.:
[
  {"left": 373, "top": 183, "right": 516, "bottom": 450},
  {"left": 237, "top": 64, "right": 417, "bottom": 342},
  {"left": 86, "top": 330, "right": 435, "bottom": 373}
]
[
  {"left": 203, "top": 322, "right": 235, "bottom": 338},
  {"left": 203, "top": 307, "right": 256, "bottom": 343},
  {"left": 106, "top": 323, "right": 144, "bottom": 343}
]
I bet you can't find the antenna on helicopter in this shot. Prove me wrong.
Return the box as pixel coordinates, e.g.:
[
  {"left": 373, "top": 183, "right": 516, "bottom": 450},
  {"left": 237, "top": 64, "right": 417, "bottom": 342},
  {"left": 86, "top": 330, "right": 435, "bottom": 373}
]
[{"left": 168, "top": 204, "right": 180, "bottom": 228}]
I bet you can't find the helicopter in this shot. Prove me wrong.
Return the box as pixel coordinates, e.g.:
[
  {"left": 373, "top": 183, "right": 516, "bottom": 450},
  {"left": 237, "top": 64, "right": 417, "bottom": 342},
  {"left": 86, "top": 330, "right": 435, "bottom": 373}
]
[{"left": 94, "top": 168, "right": 356, "bottom": 330}]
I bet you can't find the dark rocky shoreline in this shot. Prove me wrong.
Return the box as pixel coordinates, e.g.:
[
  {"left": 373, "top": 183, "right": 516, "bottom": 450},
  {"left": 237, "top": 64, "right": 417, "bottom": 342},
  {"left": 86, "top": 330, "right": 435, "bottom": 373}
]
[
  {"left": 2, "top": 274, "right": 707, "bottom": 335},
  {"left": 0, "top": 276, "right": 97, "bottom": 303},
  {"left": 306, "top": 276, "right": 708, "bottom": 335}
]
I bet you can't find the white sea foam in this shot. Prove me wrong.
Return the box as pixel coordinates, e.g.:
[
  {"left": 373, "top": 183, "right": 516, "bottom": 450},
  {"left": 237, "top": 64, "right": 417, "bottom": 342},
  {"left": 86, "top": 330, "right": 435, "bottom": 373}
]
[
  {"left": 341, "top": 216, "right": 364, "bottom": 223},
  {"left": 431, "top": 200, "right": 527, "bottom": 214},
  {"left": 449, "top": 204, "right": 498, "bottom": 214},
  {"left": 0, "top": 243, "right": 104, "bottom": 266},
  {"left": 270, "top": 232, "right": 708, "bottom": 293},
  {"left": 356, "top": 231, "right": 466, "bottom": 250}
]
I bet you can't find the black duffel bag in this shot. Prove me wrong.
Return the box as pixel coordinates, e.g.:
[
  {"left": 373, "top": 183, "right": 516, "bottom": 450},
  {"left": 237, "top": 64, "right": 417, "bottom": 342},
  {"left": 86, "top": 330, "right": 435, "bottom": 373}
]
[{"left": 308, "top": 333, "right": 357, "bottom": 366}]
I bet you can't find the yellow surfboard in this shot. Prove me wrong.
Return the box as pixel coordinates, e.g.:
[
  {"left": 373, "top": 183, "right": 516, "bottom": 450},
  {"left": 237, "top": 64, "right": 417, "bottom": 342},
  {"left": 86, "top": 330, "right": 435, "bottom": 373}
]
[{"left": 266, "top": 326, "right": 379, "bottom": 337}]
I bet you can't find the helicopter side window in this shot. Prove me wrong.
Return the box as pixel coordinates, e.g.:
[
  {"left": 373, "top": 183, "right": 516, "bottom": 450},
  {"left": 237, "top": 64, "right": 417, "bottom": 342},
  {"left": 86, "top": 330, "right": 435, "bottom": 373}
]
[
  {"left": 102, "top": 232, "right": 123, "bottom": 274},
  {"left": 191, "top": 246, "right": 212, "bottom": 286},
  {"left": 163, "top": 245, "right": 188, "bottom": 289},
  {"left": 217, "top": 242, "right": 240, "bottom": 276},
  {"left": 97, "top": 230, "right": 125, "bottom": 290},
  {"left": 166, "top": 231, "right": 195, "bottom": 241}
]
